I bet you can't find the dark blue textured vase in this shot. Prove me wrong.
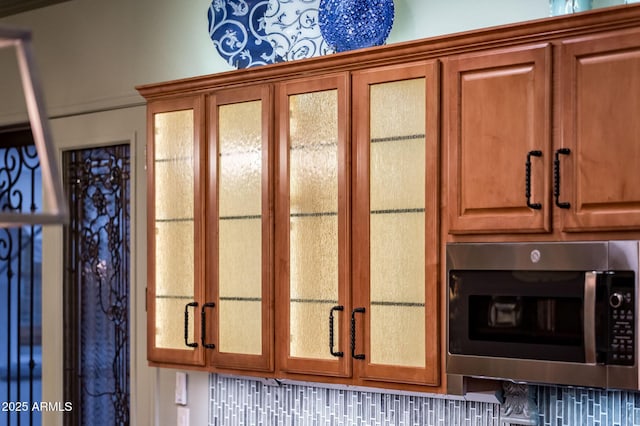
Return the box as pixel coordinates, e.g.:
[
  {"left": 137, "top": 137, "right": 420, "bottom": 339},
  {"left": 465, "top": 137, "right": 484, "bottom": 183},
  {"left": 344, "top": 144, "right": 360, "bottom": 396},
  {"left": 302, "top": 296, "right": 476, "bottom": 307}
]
[{"left": 318, "top": 0, "right": 394, "bottom": 52}]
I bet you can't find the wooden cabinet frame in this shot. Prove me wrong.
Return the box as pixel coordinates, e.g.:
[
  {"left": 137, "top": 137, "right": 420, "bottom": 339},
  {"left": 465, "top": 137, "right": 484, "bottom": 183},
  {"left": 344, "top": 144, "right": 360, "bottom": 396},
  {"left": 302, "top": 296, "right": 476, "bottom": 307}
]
[
  {"left": 445, "top": 44, "right": 552, "bottom": 234},
  {"left": 146, "top": 95, "right": 206, "bottom": 366},
  {"left": 138, "top": 5, "right": 640, "bottom": 393},
  {"left": 352, "top": 62, "right": 440, "bottom": 386},
  {"left": 559, "top": 27, "right": 640, "bottom": 232},
  {"left": 206, "top": 85, "right": 275, "bottom": 371},
  {"left": 275, "top": 74, "right": 351, "bottom": 377}
]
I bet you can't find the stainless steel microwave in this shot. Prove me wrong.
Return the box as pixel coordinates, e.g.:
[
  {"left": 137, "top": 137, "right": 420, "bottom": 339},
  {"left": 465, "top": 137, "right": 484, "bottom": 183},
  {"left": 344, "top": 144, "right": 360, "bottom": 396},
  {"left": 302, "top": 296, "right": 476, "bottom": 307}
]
[{"left": 447, "top": 241, "right": 639, "bottom": 392}]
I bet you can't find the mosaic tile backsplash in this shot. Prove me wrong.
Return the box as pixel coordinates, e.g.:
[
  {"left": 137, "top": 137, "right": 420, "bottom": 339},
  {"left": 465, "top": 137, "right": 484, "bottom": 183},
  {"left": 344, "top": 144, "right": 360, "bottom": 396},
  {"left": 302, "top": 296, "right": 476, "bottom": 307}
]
[
  {"left": 536, "top": 386, "right": 640, "bottom": 426},
  {"left": 209, "top": 374, "right": 640, "bottom": 425}
]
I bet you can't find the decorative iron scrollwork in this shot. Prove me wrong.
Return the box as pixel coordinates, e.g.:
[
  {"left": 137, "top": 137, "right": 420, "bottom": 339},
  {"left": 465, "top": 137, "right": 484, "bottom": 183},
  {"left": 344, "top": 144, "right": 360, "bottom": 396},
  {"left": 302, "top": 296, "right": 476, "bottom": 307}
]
[
  {"left": 63, "top": 145, "right": 130, "bottom": 425},
  {"left": 0, "top": 143, "right": 42, "bottom": 425}
]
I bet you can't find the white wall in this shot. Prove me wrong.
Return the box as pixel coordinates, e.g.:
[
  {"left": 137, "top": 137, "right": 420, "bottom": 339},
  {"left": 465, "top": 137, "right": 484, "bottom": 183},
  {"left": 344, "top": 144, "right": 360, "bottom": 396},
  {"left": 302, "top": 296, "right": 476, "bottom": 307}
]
[{"left": 2, "top": 0, "right": 621, "bottom": 424}]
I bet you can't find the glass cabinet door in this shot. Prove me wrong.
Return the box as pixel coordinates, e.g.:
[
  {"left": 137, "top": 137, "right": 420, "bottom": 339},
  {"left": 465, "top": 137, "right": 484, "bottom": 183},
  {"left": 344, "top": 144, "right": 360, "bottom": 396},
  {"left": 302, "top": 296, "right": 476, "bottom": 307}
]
[
  {"left": 276, "top": 74, "right": 350, "bottom": 377},
  {"left": 207, "top": 86, "right": 273, "bottom": 371},
  {"left": 147, "top": 96, "right": 205, "bottom": 366},
  {"left": 352, "top": 63, "right": 440, "bottom": 385}
]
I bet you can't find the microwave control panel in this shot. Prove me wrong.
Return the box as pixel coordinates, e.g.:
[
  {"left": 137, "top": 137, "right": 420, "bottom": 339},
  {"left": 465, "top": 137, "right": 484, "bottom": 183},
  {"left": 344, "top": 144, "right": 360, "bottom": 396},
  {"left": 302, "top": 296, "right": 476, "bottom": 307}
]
[{"left": 607, "top": 272, "right": 635, "bottom": 366}]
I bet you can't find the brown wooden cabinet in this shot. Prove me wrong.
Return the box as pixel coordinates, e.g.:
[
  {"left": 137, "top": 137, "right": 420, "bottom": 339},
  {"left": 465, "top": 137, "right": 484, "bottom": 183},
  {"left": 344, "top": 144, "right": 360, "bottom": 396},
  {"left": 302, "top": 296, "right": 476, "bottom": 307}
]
[
  {"left": 446, "top": 27, "right": 640, "bottom": 236},
  {"left": 146, "top": 88, "right": 275, "bottom": 371},
  {"left": 275, "top": 74, "right": 351, "bottom": 378},
  {"left": 205, "top": 85, "right": 274, "bottom": 372},
  {"left": 445, "top": 44, "right": 552, "bottom": 234},
  {"left": 146, "top": 95, "right": 206, "bottom": 366},
  {"left": 559, "top": 28, "right": 640, "bottom": 232},
  {"left": 351, "top": 62, "right": 440, "bottom": 386},
  {"left": 275, "top": 66, "right": 440, "bottom": 387},
  {"left": 139, "top": 5, "right": 640, "bottom": 393},
  {"left": 144, "top": 67, "right": 442, "bottom": 386}
]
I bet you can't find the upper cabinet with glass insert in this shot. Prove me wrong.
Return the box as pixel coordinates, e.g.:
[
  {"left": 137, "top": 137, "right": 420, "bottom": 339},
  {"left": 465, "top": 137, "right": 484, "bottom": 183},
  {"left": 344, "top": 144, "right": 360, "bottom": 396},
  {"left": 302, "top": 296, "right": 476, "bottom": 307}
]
[
  {"left": 139, "top": 5, "right": 640, "bottom": 392},
  {"left": 145, "top": 88, "right": 274, "bottom": 372},
  {"left": 276, "top": 67, "right": 440, "bottom": 387},
  {"left": 352, "top": 63, "right": 440, "bottom": 386},
  {"left": 146, "top": 96, "right": 205, "bottom": 366},
  {"left": 276, "top": 74, "right": 350, "bottom": 378},
  {"left": 206, "top": 86, "right": 274, "bottom": 372}
]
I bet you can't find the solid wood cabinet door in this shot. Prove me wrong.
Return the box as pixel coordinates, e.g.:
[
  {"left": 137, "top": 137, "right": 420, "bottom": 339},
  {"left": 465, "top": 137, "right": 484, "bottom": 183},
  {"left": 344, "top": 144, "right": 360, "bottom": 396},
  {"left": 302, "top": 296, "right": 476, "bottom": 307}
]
[
  {"left": 559, "top": 28, "right": 640, "bottom": 231},
  {"left": 446, "top": 44, "right": 552, "bottom": 234},
  {"left": 147, "top": 96, "right": 206, "bottom": 366},
  {"left": 206, "top": 86, "right": 274, "bottom": 372},
  {"left": 276, "top": 74, "right": 351, "bottom": 377},
  {"left": 352, "top": 62, "right": 439, "bottom": 386}
]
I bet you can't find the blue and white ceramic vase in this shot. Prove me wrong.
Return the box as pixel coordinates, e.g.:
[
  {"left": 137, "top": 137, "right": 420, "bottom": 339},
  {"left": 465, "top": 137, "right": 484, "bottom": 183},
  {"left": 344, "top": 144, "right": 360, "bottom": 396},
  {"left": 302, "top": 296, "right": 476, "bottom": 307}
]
[
  {"left": 264, "top": 0, "right": 334, "bottom": 61},
  {"left": 550, "top": 0, "right": 593, "bottom": 16},
  {"left": 318, "top": 0, "right": 394, "bottom": 52},
  {"left": 207, "top": 0, "right": 283, "bottom": 69}
]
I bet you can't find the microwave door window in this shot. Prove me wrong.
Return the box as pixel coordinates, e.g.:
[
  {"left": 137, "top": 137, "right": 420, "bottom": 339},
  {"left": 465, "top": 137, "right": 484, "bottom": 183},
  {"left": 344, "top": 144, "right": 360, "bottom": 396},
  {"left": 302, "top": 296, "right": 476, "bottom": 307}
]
[
  {"left": 469, "top": 295, "right": 582, "bottom": 346},
  {"left": 449, "top": 270, "right": 586, "bottom": 363}
]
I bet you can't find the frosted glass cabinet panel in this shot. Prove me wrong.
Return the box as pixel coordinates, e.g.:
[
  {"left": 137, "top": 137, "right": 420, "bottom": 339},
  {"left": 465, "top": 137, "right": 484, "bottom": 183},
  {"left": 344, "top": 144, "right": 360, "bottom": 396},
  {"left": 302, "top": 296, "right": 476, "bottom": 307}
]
[
  {"left": 369, "top": 78, "right": 426, "bottom": 368},
  {"left": 352, "top": 63, "right": 440, "bottom": 385},
  {"left": 277, "top": 75, "right": 350, "bottom": 377},
  {"left": 289, "top": 90, "right": 338, "bottom": 361},
  {"left": 147, "top": 97, "right": 205, "bottom": 366},
  {"left": 218, "top": 100, "right": 263, "bottom": 356},
  {"left": 207, "top": 86, "right": 274, "bottom": 372}
]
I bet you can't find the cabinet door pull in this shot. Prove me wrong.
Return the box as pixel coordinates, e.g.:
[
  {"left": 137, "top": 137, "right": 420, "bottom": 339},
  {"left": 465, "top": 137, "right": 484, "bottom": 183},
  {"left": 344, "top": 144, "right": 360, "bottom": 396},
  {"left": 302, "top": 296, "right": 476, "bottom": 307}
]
[
  {"left": 184, "top": 302, "right": 199, "bottom": 348},
  {"left": 201, "top": 302, "right": 216, "bottom": 349},
  {"left": 554, "top": 148, "right": 571, "bottom": 209},
  {"left": 350, "top": 307, "right": 366, "bottom": 360},
  {"left": 526, "top": 150, "right": 542, "bottom": 210},
  {"left": 329, "top": 305, "right": 344, "bottom": 357}
]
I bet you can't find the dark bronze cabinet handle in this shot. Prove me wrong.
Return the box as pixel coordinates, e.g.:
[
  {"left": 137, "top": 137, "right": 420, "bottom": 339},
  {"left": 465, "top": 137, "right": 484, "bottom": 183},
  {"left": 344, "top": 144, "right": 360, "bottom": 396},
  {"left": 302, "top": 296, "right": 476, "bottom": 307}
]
[
  {"left": 554, "top": 148, "right": 571, "bottom": 209},
  {"left": 526, "top": 150, "right": 542, "bottom": 210},
  {"left": 184, "top": 302, "right": 198, "bottom": 348},
  {"left": 329, "top": 305, "right": 344, "bottom": 357},
  {"left": 201, "top": 302, "right": 216, "bottom": 350},
  {"left": 350, "top": 307, "right": 366, "bottom": 360}
]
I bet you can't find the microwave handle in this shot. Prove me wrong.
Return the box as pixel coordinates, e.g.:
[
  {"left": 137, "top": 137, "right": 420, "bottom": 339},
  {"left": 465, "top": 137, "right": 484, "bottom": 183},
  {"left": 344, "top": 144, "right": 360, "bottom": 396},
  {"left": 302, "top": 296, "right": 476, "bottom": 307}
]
[{"left": 584, "top": 271, "right": 597, "bottom": 365}]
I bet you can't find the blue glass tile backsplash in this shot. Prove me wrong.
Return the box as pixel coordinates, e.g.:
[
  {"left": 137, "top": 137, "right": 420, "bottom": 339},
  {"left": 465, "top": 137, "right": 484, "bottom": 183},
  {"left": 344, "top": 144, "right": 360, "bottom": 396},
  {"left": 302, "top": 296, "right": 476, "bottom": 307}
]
[
  {"left": 536, "top": 386, "right": 640, "bottom": 426},
  {"left": 209, "top": 374, "right": 640, "bottom": 425}
]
